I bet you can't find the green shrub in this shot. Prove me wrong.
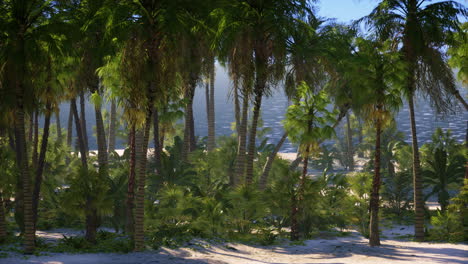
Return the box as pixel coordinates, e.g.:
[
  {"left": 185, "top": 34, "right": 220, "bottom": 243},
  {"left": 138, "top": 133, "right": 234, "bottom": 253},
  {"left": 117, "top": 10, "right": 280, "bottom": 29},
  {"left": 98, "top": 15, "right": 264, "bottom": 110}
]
[{"left": 429, "top": 179, "right": 468, "bottom": 243}]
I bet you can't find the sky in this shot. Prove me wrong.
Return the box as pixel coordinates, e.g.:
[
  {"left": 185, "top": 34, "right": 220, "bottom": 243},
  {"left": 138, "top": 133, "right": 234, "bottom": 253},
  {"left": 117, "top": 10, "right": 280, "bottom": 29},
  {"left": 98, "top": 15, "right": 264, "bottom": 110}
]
[{"left": 316, "top": 0, "right": 467, "bottom": 23}]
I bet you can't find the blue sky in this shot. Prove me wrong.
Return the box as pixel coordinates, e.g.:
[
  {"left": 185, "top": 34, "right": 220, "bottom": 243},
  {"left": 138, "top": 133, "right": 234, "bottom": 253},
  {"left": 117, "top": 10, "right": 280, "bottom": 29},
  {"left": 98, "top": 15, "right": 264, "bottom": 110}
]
[{"left": 316, "top": 0, "right": 467, "bottom": 23}]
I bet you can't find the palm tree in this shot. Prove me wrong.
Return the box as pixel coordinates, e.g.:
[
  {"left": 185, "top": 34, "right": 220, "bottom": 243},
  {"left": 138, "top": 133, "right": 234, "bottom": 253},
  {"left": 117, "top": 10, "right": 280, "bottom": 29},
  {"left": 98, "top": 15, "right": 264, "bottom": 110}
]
[
  {"left": 218, "top": 31, "right": 254, "bottom": 186},
  {"left": 101, "top": 0, "right": 199, "bottom": 249},
  {"left": 422, "top": 128, "right": 465, "bottom": 212},
  {"left": 360, "top": 0, "right": 466, "bottom": 241},
  {"left": 350, "top": 37, "right": 403, "bottom": 246},
  {"left": 448, "top": 22, "right": 468, "bottom": 180},
  {"left": 204, "top": 55, "right": 216, "bottom": 152},
  {"left": 0, "top": 0, "right": 68, "bottom": 253},
  {"left": 283, "top": 82, "right": 335, "bottom": 240},
  {"left": 215, "top": 0, "right": 312, "bottom": 184}
]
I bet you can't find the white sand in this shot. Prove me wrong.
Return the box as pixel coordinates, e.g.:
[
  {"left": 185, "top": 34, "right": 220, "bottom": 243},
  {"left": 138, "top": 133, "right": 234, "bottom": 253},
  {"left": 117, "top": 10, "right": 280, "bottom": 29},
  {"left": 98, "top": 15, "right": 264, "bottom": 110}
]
[{"left": 1, "top": 228, "right": 467, "bottom": 264}]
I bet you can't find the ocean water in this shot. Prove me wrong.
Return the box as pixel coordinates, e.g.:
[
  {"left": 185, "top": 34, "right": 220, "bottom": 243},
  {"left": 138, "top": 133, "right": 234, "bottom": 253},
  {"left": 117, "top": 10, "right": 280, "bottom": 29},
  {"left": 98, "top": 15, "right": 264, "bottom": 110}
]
[{"left": 58, "top": 64, "right": 467, "bottom": 152}]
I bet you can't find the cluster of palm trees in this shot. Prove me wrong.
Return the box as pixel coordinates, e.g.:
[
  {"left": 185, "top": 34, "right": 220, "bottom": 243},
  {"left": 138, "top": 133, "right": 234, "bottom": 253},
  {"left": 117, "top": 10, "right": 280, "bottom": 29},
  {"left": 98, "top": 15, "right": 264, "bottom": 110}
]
[{"left": 0, "top": 0, "right": 466, "bottom": 253}]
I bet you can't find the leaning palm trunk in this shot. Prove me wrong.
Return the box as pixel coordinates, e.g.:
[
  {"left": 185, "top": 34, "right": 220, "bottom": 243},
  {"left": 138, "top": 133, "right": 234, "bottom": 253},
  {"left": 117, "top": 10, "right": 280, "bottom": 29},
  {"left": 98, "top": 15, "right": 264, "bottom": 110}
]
[
  {"left": 126, "top": 125, "right": 136, "bottom": 235},
  {"left": 14, "top": 107, "right": 35, "bottom": 253},
  {"left": 408, "top": 92, "right": 425, "bottom": 241},
  {"left": 289, "top": 106, "right": 350, "bottom": 171},
  {"left": 451, "top": 88, "right": 468, "bottom": 111},
  {"left": 259, "top": 132, "right": 288, "bottom": 190},
  {"left": 346, "top": 113, "right": 354, "bottom": 171},
  {"left": 108, "top": 99, "right": 116, "bottom": 153},
  {"left": 67, "top": 104, "right": 73, "bottom": 148},
  {"left": 70, "top": 98, "right": 88, "bottom": 169},
  {"left": 207, "top": 62, "right": 216, "bottom": 151},
  {"left": 233, "top": 95, "right": 249, "bottom": 186},
  {"left": 369, "top": 117, "right": 382, "bottom": 246},
  {"left": 79, "top": 91, "right": 89, "bottom": 153},
  {"left": 32, "top": 102, "right": 52, "bottom": 227},
  {"left": 245, "top": 90, "right": 263, "bottom": 184},
  {"left": 134, "top": 111, "right": 152, "bottom": 251},
  {"left": 0, "top": 193, "right": 6, "bottom": 242},
  {"left": 55, "top": 109, "right": 62, "bottom": 143}
]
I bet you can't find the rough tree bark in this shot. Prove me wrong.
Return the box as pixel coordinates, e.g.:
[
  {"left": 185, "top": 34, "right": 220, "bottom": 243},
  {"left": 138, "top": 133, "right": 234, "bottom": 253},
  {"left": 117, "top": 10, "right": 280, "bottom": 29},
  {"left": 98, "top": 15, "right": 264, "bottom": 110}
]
[
  {"left": 207, "top": 61, "right": 216, "bottom": 151},
  {"left": 369, "top": 117, "right": 382, "bottom": 246},
  {"left": 0, "top": 192, "right": 6, "bottom": 242},
  {"left": 67, "top": 104, "right": 73, "bottom": 148},
  {"left": 79, "top": 91, "right": 89, "bottom": 153},
  {"left": 32, "top": 102, "right": 52, "bottom": 228},
  {"left": 233, "top": 94, "right": 249, "bottom": 186},
  {"left": 408, "top": 92, "right": 425, "bottom": 241},
  {"left": 126, "top": 125, "right": 136, "bottom": 235},
  {"left": 14, "top": 100, "right": 35, "bottom": 253},
  {"left": 259, "top": 132, "right": 288, "bottom": 190},
  {"left": 153, "top": 108, "right": 161, "bottom": 170},
  {"left": 108, "top": 99, "right": 116, "bottom": 153}
]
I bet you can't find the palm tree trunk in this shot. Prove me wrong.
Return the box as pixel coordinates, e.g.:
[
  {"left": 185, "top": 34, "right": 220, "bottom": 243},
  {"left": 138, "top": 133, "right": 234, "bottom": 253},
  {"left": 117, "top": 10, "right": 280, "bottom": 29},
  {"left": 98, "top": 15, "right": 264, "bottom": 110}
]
[
  {"left": 14, "top": 107, "right": 35, "bottom": 253},
  {"left": 0, "top": 192, "right": 6, "bottom": 242},
  {"left": 32, "top": 111, "right": 38, "bottom": 168},
  {"left": 28, "top": 113, "right": 33, "bottom": 143},
  {"left": 290, "top": 190, "right": 298, "bottom": 241},
  {"left": 245, "top": 90, "right": 263, "bottom": 184},
  {"left": 289, "top": 106, "right": 349, "bottom": 171},
  {"left": 346, "top": 113, "right": 354, "bottom": 171},
  {"left": 451, "top": 88, "right": 468, "bottom": 111},
  {"left": 79, "top": 91, "right": 89, "bottom": 153},
  {"left": 153, "top": 108, "right": 161, "bottom": 170},
  {"left": 207, "top": 62, "right": 216, "bottom": 151},
  {"left": 233, "top": 79, "right": 241, "bottom": 134},
  {"left": 369, "top": 118, "right": 382, "bottom": 247},
  {"left": 32, "top": 102, "right": 52, "bottom": 228},
  {"left": 85, "top": 87, "right": 108, "bottom": 243},
  {"left": 108, "top": 99, "right": 116, "bottom": 153},
  {"left": 67, "top": 104, "right": 73, "bottom": 148},
  {"left": 71, "top": 98, "right": 88, "bottom": 169},
  {"left": 357, "top": 118, "right": 364, "bottom": 158},
  {"left": 94, "top": 103, "right": 108, "bottom": 175},
  {"left": 55, "top": 109, "right": 62, "bottom": 143},
  {"left": 465, "top": 121, "right": 467, "bottom": 180},
  {"left": 183, "top": 80, "right": 196, "bottom": 160},
  {"left": 205, "top": 79, "right": 210, "bottom": 148},
  {"left": 134, "top": 111, "right": 152, "bottom": 251},
  {"left": 408, "top": 93, "right": 425, "bottom": 241},
  {"left": 233, "top": 94, "right": 249, "bottom": 186},
  {"left": 126, "top": 125, "right": 136, "bottom": 235},
  {"left": 259, "top": 132, "right": 288, "bottom": 190}
]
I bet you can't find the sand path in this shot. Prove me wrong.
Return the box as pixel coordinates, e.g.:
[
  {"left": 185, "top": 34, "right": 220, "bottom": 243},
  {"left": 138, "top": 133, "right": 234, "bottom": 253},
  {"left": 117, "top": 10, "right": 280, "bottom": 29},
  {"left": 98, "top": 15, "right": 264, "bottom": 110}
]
[{"left": 1, "top": 231, "right": 466, "bottom": 264}]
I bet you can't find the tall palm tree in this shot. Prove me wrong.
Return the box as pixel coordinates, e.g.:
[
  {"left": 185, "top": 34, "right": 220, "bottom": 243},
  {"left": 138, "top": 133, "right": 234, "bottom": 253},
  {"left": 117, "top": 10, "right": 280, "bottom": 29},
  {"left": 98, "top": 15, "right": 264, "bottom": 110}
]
[
  {"left": 350, "top": 37, "right": 403, "bottom": 246},
  {"left": 283, "top": 83, "right": 335, "bottom": 240},
  {"left": 215, "top": 0, "right": 312, "bottom": 184},
  {"left": 101, "top": 0, "right": 198, "bottom": 249},
  {"left": 218, "top": 30, "right": 254, "bottom": 186},
  {"left": 360, "top": 0, "right": 466, "bottom": 241},
  {"left": 0, "top": 0, "right": 68, "bottom": 253},
  {"left": 448, "top": 22, "right": 468, "bottom": 180}
]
